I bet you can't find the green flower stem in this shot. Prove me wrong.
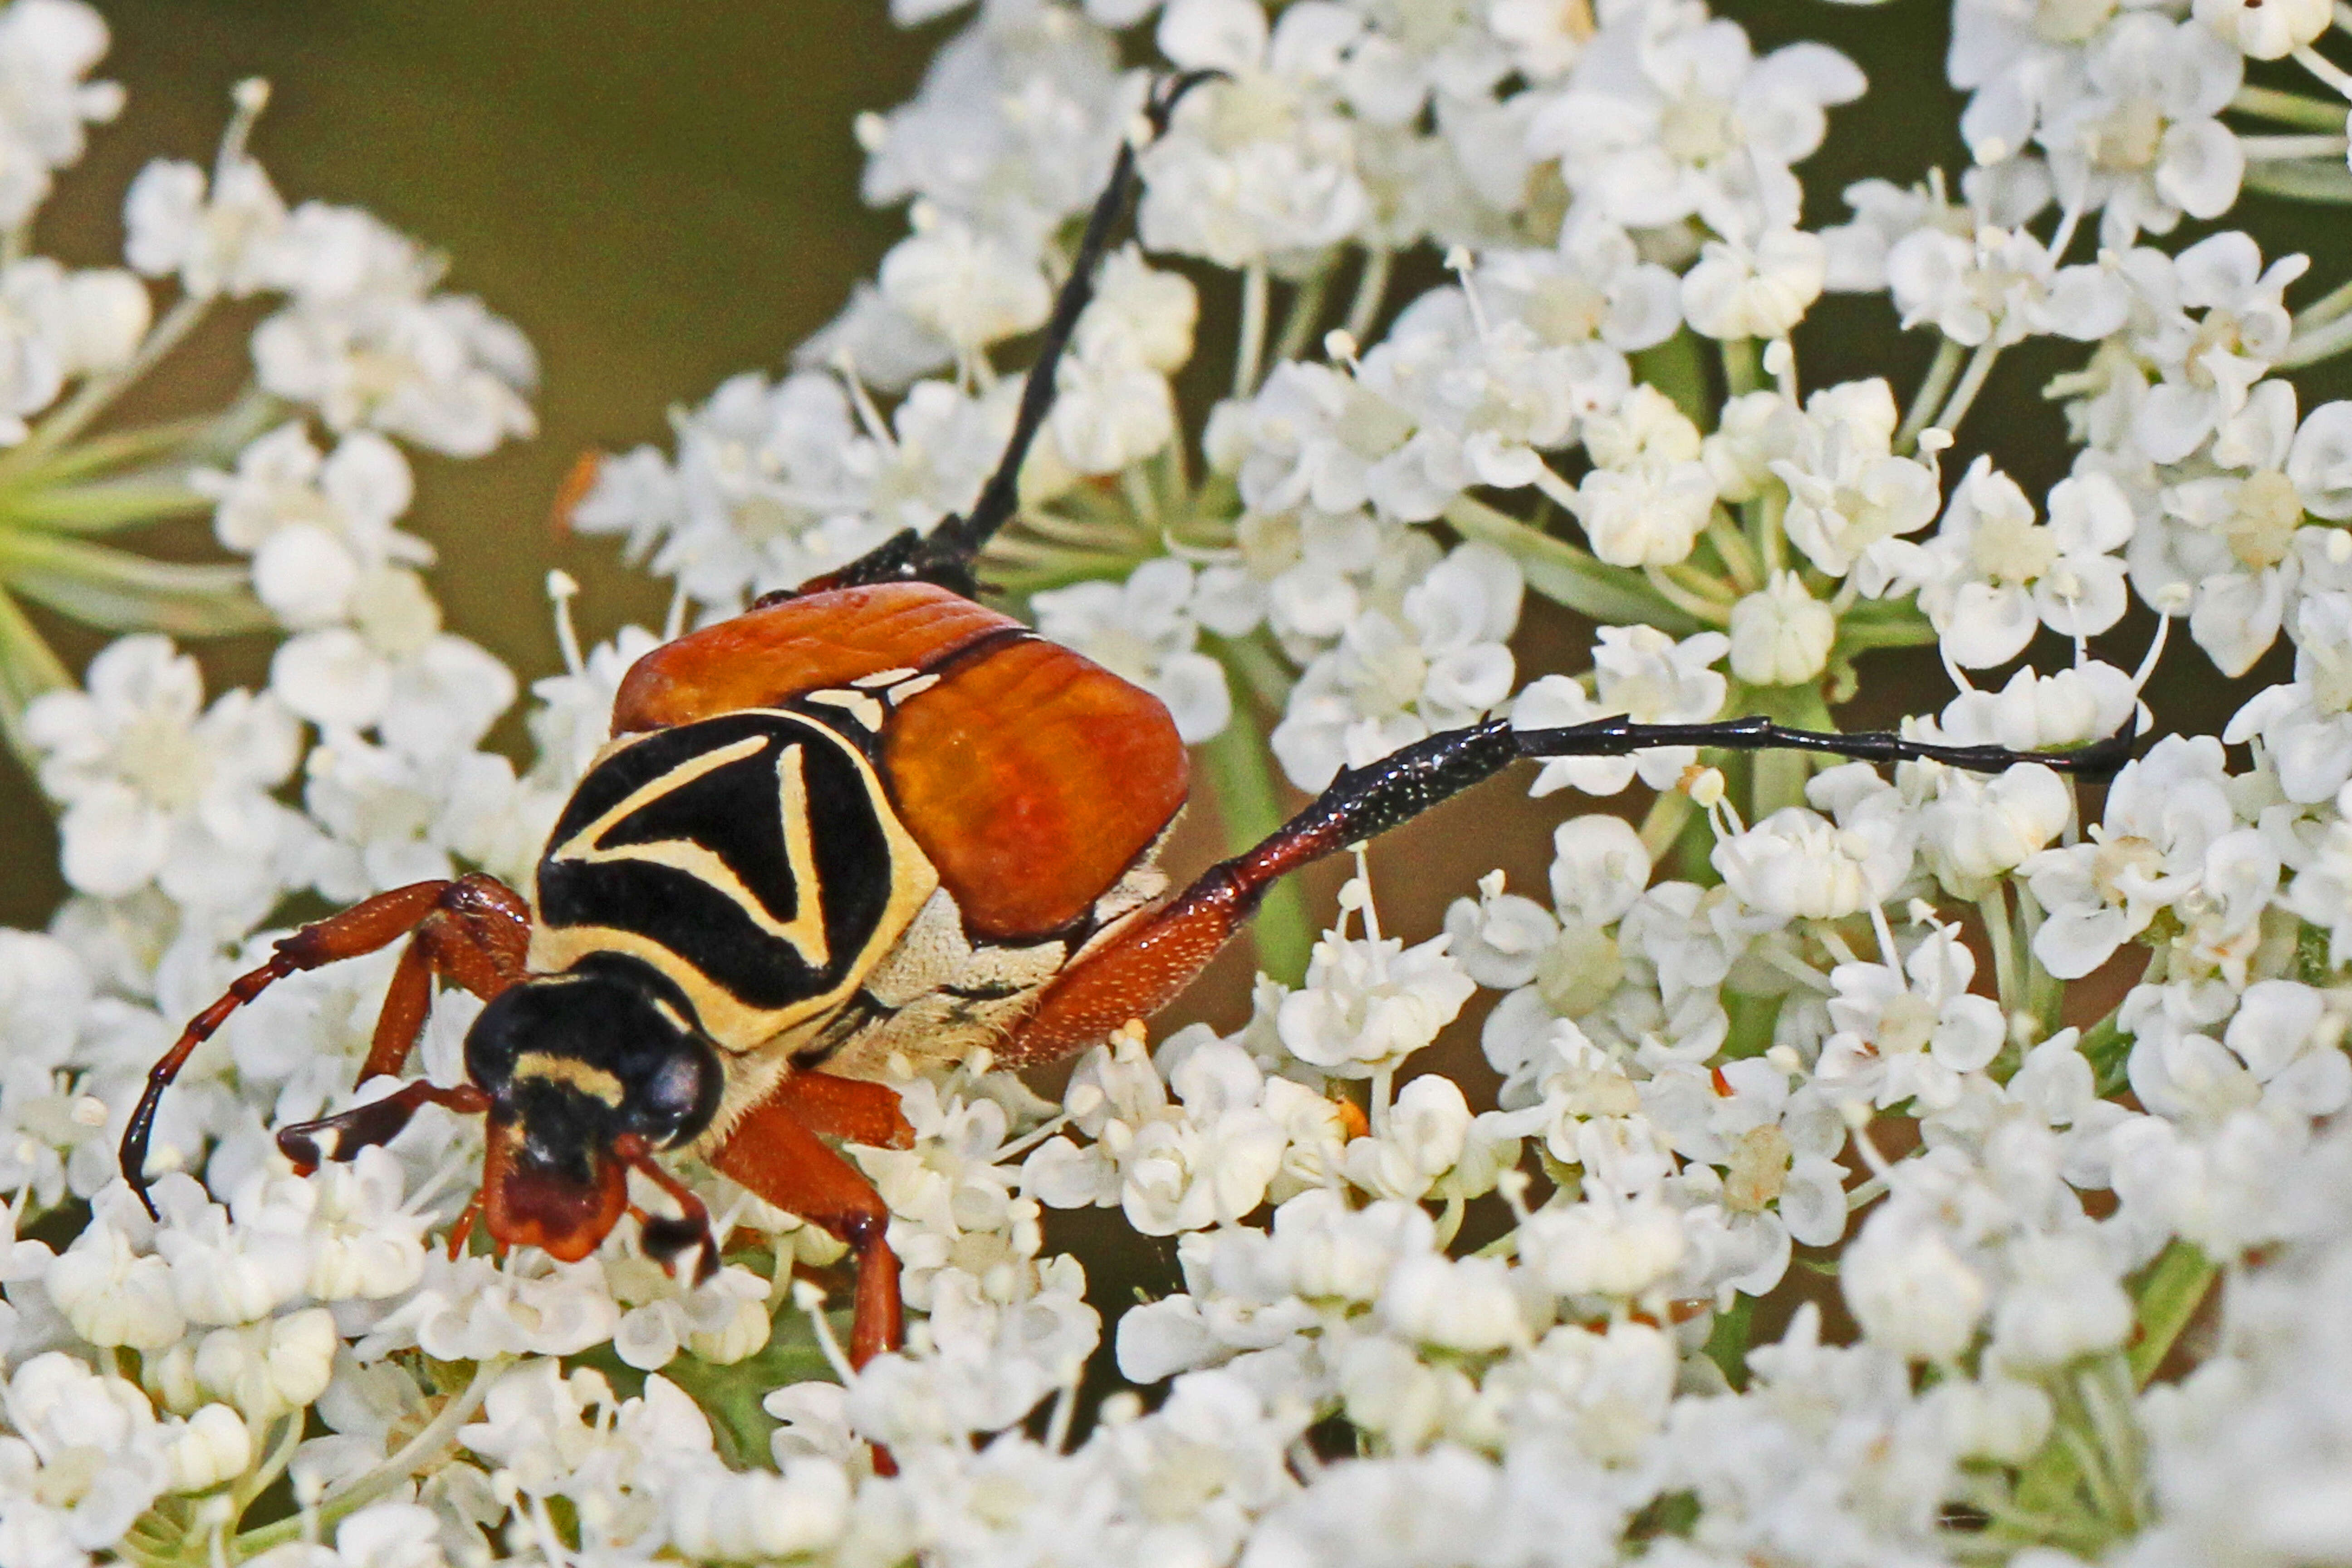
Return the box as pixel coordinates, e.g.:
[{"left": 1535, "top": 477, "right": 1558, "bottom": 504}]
[
  {"left": 1744, "top": 681, "right": 1835, "bottom": 817},
  {"left": 228, "top": 1413, "right": 304, "bottom": 1526},
  {"left": 2127, "top": 1240, "right": 2216, "bottom": 1389},
  {"left": 2006, "top": 1251, "right": 2210, "bottom": 1549},
  {"left": 1833, "top": 602, "right": 1938, "bottom": 653},
  {"left": 2245, "top": 158, "right": 2352, "bottom": 208},
  {"left": 2296, "top": 273, "right": 2352, "bottom": 335},
  {"left": 0, "top": 531, "right": 268, "bottom": 635},
  {"left": 232, "top": 1355, "right": 511, "bottom": 1558},
  {"left": 4, "top": 293, "right": 213, "bottom": 475},
  {"left": 1637, "top": 780, "right": 1694, "bottom": 862},
  {"left": 1344, "top": 248, "right": 1393, "bottom": 343},
  {"left": 1931, "top": 341, "right": 2003, "bottom": 436},
  {"left": 1214, "top": 628, "right": 1293, "bottom": 713},
  {"left": 2283, "top": 302, "right": 2352, "bottom": 367},
  {"left": 2079, "top": 1009, "right": 2132, "bottom": 1097},
  {"left": 1633, "top": 329, "right": 1713, "bottom": 429},
  {"left": 2232, "top": 83, "right": 2352, "bottom": 127},
  {"left": 1203, "top": 651, "right": 1312, "bottom": 985},
  {"left": 1235, "top": 262, "right": 1270, "bottom": 399},
  {"left": 0, "top": 475, "right": 211, "bottom": 533},
  {"left": 1703, "top": 510, "right": 1763, "bottom": 594},
  {"left": 1121, "top": 464, "right": 1161, "bottom": 530},
  {"left": 1443, "top": 495, "right": 1701, "bottom": 633},
  {"left": 24, "top": 417, "right": 219, "bottom": 484},
  {"left": 0, "top": 587, "right": 69, "bottom": 765},
  {"left": 1978, "top": 887, "right": 2021, "bottom": 1019},
  {"left": 1897, "top": 338, "right": 1966, "bottom": 452},
  {"left": 1268, "top": 266, "right": 1333, "bottom": 371},
  {"left": 2243, "top": 132, "right": 2352, "bottom": 159},
  {"left": 2017, "top": 882, "right": 2062, "bottom": 1029},
  {"left": 1643, "top": 564, "right": 1732, "bottom": 626},
  {"left": 1720, "top": 336, "right": 1760, "bottom": 397}
]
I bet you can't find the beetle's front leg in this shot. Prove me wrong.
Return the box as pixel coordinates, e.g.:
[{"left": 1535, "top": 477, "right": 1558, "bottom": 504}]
[{"left": 120, "top": 876, "right": 498, "bottom": 1214}]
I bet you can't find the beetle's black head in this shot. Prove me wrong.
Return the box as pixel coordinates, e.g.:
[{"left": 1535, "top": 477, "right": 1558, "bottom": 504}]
[{"left": 463, "top": 960, "right": 723, "bottom": 1265}]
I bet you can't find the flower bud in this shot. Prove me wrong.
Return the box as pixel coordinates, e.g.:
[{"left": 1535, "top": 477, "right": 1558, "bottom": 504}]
[
  {"left": 1729, "top": 571, "right": 1835, "bottom": 686},
  {"left": 166, "top": 1404, "right": 252, "bottom": 1494},
  {"left": 687, "top": 1297, "right": 773, "bottom": 1366},
  {"left": 2195, "top": 0, "right": 2329, "bottom": 58}
]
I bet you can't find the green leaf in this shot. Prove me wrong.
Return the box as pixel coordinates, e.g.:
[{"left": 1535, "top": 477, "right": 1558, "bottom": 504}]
[
  {"left": 569, "top": 1303, "right": 845, "bottom": 1471},
  {"left": 1443, "top": 495, "right": 1700, "bottom": 634},
  {"left": 0, "top": 532, "right": 270, "bottom": 636},
  {"left": 1632, "top": 329, "right": 1713, "bottom": 430},
  {"left": 2127, "top": 1240, "right": 2215, "bottom": 1389},
  {"left": 1702, "top": 1294, "right": 1755, "bottom": 1391}
]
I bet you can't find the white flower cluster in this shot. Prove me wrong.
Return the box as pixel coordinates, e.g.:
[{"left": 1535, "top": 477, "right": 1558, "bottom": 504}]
[{"left": 4, "top": 0, "right": 2352, "bottom": 1563}]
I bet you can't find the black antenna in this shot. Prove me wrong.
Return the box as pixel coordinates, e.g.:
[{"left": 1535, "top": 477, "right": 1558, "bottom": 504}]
[{"left": 787, "top": 69, "right": 1221, "bottom": 603}]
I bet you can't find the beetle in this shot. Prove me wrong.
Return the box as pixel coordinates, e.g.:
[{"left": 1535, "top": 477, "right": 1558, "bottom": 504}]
[{"left": 120, "top": 72, "right": 2133, "bottom": 1377}]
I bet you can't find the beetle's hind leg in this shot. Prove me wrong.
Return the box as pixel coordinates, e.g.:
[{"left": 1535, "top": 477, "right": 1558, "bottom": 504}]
[{"left": 997, "top": 712, "right": 2140, "bottom": 1066}]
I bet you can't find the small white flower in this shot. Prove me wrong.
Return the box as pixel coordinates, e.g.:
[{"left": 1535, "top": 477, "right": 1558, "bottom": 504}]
[
  {"left": 1567, "top": 386, "right": 1717, "bottom": 568},
  {"left": 1681, "top": 226, "right": 1827, "bottom": 342},
  {"left": 1714, "top": 764, "right": 1918, "bottom": 922},
  {"left": 24, "top": 636, "right": 305, "bottom": 914},
  {"left": 1842, "top": 1205, "right": 1985, "bottom": 1362},
  {"left": 2127, "top": 231, "right": 2304, "bottom": 466},
  {"left": 1899, "top": 458, "right": 2133, "bottom": 668},
  {"left": 1271, "top": 540, "right": 1520, "bottom": 789},
  {"left": 877, "top": 214, "right": 1051, "bottom": 357},
  {"left": 2023, "top": 735, "right": 2236, "bottom": 978},
  {"left": 1513, "top": 625, "right": 1730, "bottom": 798},
  {"left": 1817, "top": 923, "right": 2005, "bottom": 1111},
  {"left": 1519, "top": 1190, "right": 1687, "bottom": 1299},
  {"left": 1278, "top": 883, "right": 1476, "bottom": 1080},
  {"left": 1771, "top": 379, "right": 1942, "bottom": 587},
  {"left": 124, "top": 152, "right": 287, "bottom": 299},
  {"left": 2039, "top": 16, "right": 2244, "bottom": 246},
  {"left": 1378, "top": 1252, "right": 1527, "bottom": 1352},
  {"left": 253, "top": 203, "right": 536, "bottom": 457}
]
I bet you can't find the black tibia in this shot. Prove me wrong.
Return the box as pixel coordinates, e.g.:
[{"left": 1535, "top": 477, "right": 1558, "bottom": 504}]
[
  {"left": 800, "top": 69, "right": 1223, "bottom": 602},
  {"left": 1512, "top": 712, "right": 2139, "bottom": 778},
  {"left": 1228, "top": 721, "right": 1523, "bottom": 896},
  {"left": 278, "top": 1081, "right": 490, "bottom": 1173},
  {"left": 1214, "top": 711, "right": 2140, "bottom": 906}
]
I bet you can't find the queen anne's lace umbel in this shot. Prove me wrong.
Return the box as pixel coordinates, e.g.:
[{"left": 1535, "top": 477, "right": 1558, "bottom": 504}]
[{"left": 2, "top": 0, "right": 2352, "bottom": 1561}]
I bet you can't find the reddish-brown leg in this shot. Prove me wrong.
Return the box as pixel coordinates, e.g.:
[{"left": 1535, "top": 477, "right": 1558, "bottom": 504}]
[
  {"left": 1000, "top": 726, "right": 1504, "bottom": 1067},
  {"left": 358, "top": 873, "right": 534, "bottom": 1080},
  {"left": 709, "top": 1074, "right": 908, "bottom": 1368},
  {"left": 768, "top": 1070, "right": 916, "bottom": 1151},
  {"left": 120, "top": 873, "right": 532, "bottom": 1214}
]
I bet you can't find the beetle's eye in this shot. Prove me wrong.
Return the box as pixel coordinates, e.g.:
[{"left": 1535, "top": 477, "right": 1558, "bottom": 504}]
[{"left": 634, "top": 1037, "right": 720, "bottom": 1145}]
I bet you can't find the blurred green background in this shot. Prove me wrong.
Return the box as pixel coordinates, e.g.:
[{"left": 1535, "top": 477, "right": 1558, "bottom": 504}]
[{"left": 0, "top": 1, "right": 940, "bottom": 925}]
